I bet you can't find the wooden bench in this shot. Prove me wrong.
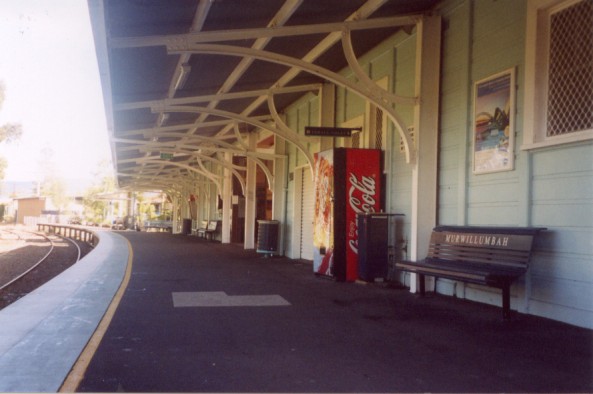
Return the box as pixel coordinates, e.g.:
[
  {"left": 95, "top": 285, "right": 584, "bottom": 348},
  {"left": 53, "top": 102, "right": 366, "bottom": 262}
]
[
  {"left": 197, "top": 220, "right": 221, "bottom": 241},
  {"left": 195, "top": 220, "right": 209, "bottom": 238},
  {"left": 143, "top": 220, "right": 173, "bottom": 232},
  {"left": 395, "top": 226, "right": 546, "bottom": 319}
]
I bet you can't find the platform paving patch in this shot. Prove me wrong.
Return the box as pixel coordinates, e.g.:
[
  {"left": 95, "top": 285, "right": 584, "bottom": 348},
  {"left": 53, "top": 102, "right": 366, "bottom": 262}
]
[{"left": 172, "top": 291, "right": 291, "bottom": 307}]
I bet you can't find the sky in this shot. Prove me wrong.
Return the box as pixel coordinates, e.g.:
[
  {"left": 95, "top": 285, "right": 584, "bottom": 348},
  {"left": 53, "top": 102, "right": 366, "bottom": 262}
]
[{"left": 0, "top": 0, "right": 111, "bottom": 184}]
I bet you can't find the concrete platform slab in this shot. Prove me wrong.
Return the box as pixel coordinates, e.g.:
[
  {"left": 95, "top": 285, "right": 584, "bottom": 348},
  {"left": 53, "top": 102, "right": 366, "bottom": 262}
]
[
  {"left": 77, "top": 232, "right": 593, "bottom": 393},
  {"left": 0, "top": 231, "right": 129, "bottom": 392}
]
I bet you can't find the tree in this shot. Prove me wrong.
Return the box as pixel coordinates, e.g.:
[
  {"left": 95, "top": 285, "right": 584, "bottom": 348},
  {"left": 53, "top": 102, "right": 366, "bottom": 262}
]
[
  {"left": 0, "top": 122, "right": 22, "bottom": 144},
  {"left": 135, "top": 192, "right": 157, "bottom": 222},
  {"left": 0, "top": 157, "right": 7, "bottom": 181},
  {"left": 0, "top": 83, "right": 23, "bottom": 140},
  {"left": 83, "top": 160, "right": 116, "bottom": 225},
  {"left": 41, "top": 177, "right": 69, "bottom": 211},
  {"left": 34, "top": 145, "right": 71, "bottom": 212},
  {"left": 0, "top": 82, "right": 23, "bottom": 181}
]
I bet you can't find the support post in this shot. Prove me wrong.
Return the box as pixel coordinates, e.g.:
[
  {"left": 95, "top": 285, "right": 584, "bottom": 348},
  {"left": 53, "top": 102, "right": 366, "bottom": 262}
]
[
  {"left": 244, "top": 132, "right": 257, "bottom": 249},
  {"left": 502, "top": 284, "right": 511, "bottom": 320},
  {"left": 272, "top": 136, "right": 287, "bottom": 255},
  {"left": 409, "top": 15, "right": 441, "bottom": 293},
  {"left": 221, "top": 152, "right": 232, "bottom": 243}
]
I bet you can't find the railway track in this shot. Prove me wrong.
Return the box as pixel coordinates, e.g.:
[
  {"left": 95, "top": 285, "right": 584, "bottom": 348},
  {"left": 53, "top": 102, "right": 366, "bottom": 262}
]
[{"left": 0, "top": 227, "right": 90, "bottom": 309}]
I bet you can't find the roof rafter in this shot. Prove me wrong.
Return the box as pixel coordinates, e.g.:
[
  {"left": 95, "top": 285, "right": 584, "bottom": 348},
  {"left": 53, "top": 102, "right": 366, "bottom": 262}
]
[
  {"left": 117, "top": 116, "right": 273, "bottom": 137},
  {"left": 113, "top": 134, "right": 286, "bottom": 160},
  {"left": 150, "top": 105, "right": 314, "bottom": 166},
  {"left": 115, "top": 84, "right": 321, "bottom": 112},
  {"left": 111, "top": 15, "right": 420, "bottom": 48},
  {"left": 91, "top": 0, "right": 435, "bottom": 192},
  {"left": 119, "top": 157, "right": 223, "bottom": 192},
  {"left": 205, "top": 0, "right": 403, "bottom": 166}
]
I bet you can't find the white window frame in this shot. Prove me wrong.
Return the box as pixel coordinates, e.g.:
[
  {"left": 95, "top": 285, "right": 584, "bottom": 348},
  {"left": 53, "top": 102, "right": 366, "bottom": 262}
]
[{"left": 522, "top": 0, "right": 593, "bottom": 150}]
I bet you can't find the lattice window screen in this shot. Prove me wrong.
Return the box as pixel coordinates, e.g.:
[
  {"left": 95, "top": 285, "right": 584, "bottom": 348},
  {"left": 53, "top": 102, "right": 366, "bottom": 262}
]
[
  {"left": 547, "top": 0, "right": 593, "bottom": 136},
  {"left": 375, "top": 108, "right": 383, "bottom": 150}
]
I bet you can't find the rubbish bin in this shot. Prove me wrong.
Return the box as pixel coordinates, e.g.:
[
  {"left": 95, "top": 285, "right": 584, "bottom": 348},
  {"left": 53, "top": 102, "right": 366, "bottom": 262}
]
[
  {"left": 181, "top": 218, "right": 192, "bottom": 235},
  {"left": 257, "top": 220, "right": 279, "bottom": 255},
  {"left": 357, "top": 213, "right": 391, "bottom": 281}
]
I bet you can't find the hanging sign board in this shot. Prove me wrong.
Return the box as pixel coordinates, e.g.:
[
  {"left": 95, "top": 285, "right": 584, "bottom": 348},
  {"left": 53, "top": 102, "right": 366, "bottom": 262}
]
[
  {"left": 160, "top": 152, "right": 174, "bottom": 160},
  {"left": 304, "top": 126, "right": 361, "bottom": 137}
]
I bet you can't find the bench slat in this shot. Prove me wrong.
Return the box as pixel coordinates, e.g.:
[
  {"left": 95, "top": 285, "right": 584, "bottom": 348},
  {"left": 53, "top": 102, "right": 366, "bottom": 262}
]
[
  {"left": 400, "top": 259, "right": 526, "bottom": 281},
  {"left": 430, "top": 245, "right": 531, "bottom": 267},
  {"left": 397, "top": 261, "right": 487, "bottom": 283},
  {"left": 425, "top": 259, "right": 527, "bottom": 274}
]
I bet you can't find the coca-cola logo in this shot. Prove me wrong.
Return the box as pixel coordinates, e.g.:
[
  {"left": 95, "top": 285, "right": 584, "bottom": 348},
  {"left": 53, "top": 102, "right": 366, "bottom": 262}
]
[{"left": 348, "top": 173, "right": 377, "bottom": 254}]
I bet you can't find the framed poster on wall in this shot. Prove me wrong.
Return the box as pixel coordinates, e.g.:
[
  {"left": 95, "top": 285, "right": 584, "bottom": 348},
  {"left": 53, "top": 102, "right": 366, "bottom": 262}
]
[{"left": 473, "top": 68, "right": 515, "bottom": 174}]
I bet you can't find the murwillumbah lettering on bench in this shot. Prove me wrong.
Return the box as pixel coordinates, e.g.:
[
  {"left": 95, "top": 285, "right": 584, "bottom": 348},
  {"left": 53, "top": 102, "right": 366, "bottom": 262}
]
[
  {"left": 433, "top": 232, "right": 534, "bottom": 250},
  {"left": 444, "top": 233, "right": 509, "bottom": 247}
]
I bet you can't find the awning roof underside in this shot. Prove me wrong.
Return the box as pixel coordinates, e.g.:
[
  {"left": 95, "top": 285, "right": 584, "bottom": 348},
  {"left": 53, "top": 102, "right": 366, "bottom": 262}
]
[{"left": 90, "top": 0, "right": 440, "bottom": 192}]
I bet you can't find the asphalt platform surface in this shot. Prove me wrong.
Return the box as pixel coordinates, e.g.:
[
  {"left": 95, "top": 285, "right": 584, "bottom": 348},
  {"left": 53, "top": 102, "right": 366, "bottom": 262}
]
[{"left": 78, "top": 232, "right": 593, "bottom": 393}]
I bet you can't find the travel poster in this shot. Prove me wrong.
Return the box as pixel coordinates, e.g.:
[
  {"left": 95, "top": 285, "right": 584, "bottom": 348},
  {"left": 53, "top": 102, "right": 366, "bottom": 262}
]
[{"left": 473, "top": 68, "right": 515, "bottom": 174}]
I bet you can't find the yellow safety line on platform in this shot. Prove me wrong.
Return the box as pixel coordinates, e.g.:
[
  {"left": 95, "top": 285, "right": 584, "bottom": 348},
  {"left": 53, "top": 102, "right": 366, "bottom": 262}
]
[{"left": 59, "top": 238, "right": 134, "bottom": 393}]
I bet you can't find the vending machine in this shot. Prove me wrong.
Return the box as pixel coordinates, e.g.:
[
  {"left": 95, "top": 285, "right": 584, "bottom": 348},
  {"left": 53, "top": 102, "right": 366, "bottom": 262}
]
[{"left": 312, "top": 148, "right": 382, "bottom": 281}]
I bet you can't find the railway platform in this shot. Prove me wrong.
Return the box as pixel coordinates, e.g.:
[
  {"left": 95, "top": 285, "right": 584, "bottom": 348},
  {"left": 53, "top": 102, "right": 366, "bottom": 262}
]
[
  {"left": 0, "top": 230, "right": 129, "bottom": 392},
  {"left": 0, "top": 231, "right": 592, "bottom": 392}
]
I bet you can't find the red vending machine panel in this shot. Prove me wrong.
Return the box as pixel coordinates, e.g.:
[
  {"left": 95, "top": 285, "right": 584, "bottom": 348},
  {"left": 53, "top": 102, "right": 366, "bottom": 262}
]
[{"left": 313, "top": 148, "right": 382, "bottom": 281}]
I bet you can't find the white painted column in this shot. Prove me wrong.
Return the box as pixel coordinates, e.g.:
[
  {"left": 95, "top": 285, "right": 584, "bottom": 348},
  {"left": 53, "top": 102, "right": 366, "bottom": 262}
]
[
  {"left": 289, "top": 168, "right": 304, "bottom": 259},
  {"left": 410, "top": 15, "right": 441, "bottom": 293},
  {"left": 181, "top": 186, "right": 190, "bottom": 220},
  {"left": 127, "top": 192, "right": 133, "bottom": 219},
  {"left": 221, "top": 152, "right": 232, "bottom": 243},
  {"left": 179, "top": 186, "right": 190, "bottom": 234},
  {"left": 172, "top": 194, "right": 180, "bottom": 234},
  {"left": 273, "top": 137, "right": 287, "bottom": 255},
  {"left": 244, "top": 133, "right": 257, "bottom": 249}
]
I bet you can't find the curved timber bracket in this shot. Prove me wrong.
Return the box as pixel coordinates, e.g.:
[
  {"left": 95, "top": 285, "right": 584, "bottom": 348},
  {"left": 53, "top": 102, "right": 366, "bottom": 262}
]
[
  {"left": 267, "top": 94, "right": 315, "bottom": 176},
  {"left": 167, "top": 41, "right": 418, "bottom": 164},
  {"left": 159, "top": 104, "right": 307, "bottom": 185},
  {"left": 341, "top": 28, "right": 417, "bottom": 163}
]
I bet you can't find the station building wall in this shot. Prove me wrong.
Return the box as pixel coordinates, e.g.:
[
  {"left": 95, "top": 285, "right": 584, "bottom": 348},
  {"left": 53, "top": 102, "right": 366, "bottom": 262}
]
[
  {"left": 436, "top": 0, "right": 593, "bottom": 329},
  {"left": 282, "top": 96, "right": 314, "bottom": 259},
  {"left": 277, "top": 0, "right": 593, "bottom": 329}
]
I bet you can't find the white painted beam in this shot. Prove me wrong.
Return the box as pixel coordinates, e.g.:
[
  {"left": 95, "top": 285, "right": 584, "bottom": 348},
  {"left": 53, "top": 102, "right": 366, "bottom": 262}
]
[
  {"left": 111, "top": 15, "right": 420, "bottom": 48},
  {"left": 115, "top": 84, "right": 321, "bottom": 112}
]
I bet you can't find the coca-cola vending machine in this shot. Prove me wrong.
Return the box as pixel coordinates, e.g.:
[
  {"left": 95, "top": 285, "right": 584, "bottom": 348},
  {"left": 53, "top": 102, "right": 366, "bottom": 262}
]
[{"left": 313, "top": 148, "right": 382, "bottom": 281}]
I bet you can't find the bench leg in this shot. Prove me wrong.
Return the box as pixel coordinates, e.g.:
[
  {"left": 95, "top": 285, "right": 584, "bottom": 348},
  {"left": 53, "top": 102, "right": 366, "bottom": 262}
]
[
  {"left": 502, "top": 284, "right": 511, "bottom": 320},
  {"left": 418, "top": 273, "right": 426, "bottom": 295}
]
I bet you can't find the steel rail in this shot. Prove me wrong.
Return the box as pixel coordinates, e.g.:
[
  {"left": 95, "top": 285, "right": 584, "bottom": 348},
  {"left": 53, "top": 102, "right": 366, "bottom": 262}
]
[
  {"left": 0, "top": 229, "right": 55, "bottom": 291},
  {"left": 62, "top": 236, "right": 82, "bottom": 263}
]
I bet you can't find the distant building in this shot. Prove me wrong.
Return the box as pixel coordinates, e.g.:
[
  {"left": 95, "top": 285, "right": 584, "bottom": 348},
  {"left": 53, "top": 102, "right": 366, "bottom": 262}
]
[{"left": 15, "top": 197, "right": 46, "bottom": 225}]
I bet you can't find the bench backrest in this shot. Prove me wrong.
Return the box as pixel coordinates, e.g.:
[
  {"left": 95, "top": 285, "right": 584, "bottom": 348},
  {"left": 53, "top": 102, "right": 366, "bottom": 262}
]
[
  {"left": 207, "top": 220, "right": 220, "bottom": 231},
  {"left": 199, "top": 220, "right": 208, "bottom": 229},
  {"left": 427, "top": 227, "right": 541, "bottom": 269}
]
